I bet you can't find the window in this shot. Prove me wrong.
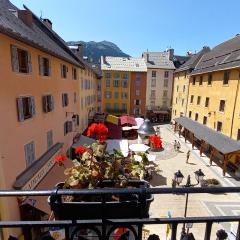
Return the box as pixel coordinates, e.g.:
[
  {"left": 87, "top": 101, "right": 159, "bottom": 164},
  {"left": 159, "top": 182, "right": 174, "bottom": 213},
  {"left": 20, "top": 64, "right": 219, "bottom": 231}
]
[
  {"left": 105, "top": 91, "right": 112, "bottom": 99},
  {"left": 43, "top": 95, "right": 54, "bottom": 112},
  {"left": 62, "top": 93, "right": 69, "bottom": 107},
  {"left": 72, "top": 67, "right": 77, "bottom": 80},
  {"left": 183, "top": 85, "right": 185, "bottom": 92},
  {"left": 121, "top": 92, "right": 128, "bottom": 99},
  {"left": 237, "top": 129, "right": 240, "bottom": 140},
  {"left": 195, "top": 113, "right": 199, "bottom": 121},
  {"left": 74, "top": 92, "right": 77, "bottom": 103},
  {"left": 122, "top": 80, "right": 128, "bottom": 88},
  {"left": 114, "top": 92, "right": 119, "bottom": 99},
  {"left": 163, "top": 90, "right": 168, "bottom": 97},
  {"left": 190, "top": 95, "right": 194, "bottom": 103},
  {"left": 197, "top": 96, "right": 201, "bottom": 105},
  {"left": 177, "top": 85, "right": 179, "bottom": 92},
  {"left": 136, "top": 78, "right": 140, "bottom": 88},
  {"left": 114, "top": 73, "right": 120, "bottom": 79},
  {"left": 106, "top": 79, "right": 111, "bottom": 87},
  {"left": 151, "top": 90, "right": 156, "bottom": 98},
  {"left": 192, "top": 77, "right": 196, "bottom": 85},
  {"left": 136, "top": 90, "right": 140, "bottom": 96},
  {"left": 182, "top": 99, "right": 184, "bottom": 106},
  {"left": 122, "top": 103, "right": 127, "bottom": 111},
  {"left": 189, "top": 111, "right": 192, "bottom": 118},
  {"left": 219, "top": 100, "right": 225, "bottom": 112},
  {"left": 39, "top": 56, "right": 50, "bottom": 76},
  {"left": 134, "top": 108, "right": 140, "bottom": 115},
  {"left": 205, "top": 97, "right": 209, "bottom": 107},
  {"left": 150, "top": 100, "right": 155, "bottom": 106},
  {"left": 223, "top": 71, "right": 230, "bottom": 85},
  {"left": 152, "top": 71, "right": 156, "bottom": 77},
  {"left": 47, "top": 130, "right": 53, "bottom": 149},
  {"left": 113, "top": 80, "right": 120, "bottom": 87},
  {"left": 106, "top": 103, "right": 111, "bottom": 111},
  {"left": 105, "top": 72, "right": 111, "bottom": 78},
  {"left": 203, "top": 116, "right": 207, "bottom": 125},
  {"left": 122, "top": 73, "right": 128, "bottom": 79},
  {"left": 11, "top": 45, "right": 32, "bottom": 73},
  {"left": 24, "top": 141, "right": 35, "bottom": 167},
  {"left": 164, "top": 71, "right": 169, "bottom": 78},
  {"left": 16, "top": 96, "right": 35, "bottom": 121},
  {"left": 151, "top": 78, "right": 156, "bottom": 87},
  {"left": 61, "top": 64, "right": 67, "bottom": 78},
  {"left": 64, "top": 121, "right": 72, "bottom": 135},
  {"left": 199, "top": 76, "right": 203, "bottom": 85},
  {"left": 135, "top": 99, "right": 141, "bottom": 105},
  {"left": 176, "top": 98, "right": 177, "bottom": 104},
  {"left": 164, "top": 79, "right": 168, "bottom": 87},
  {"left": 208, "top": 74, "right": 212, "bottom": 85},
  {"left": 114, "top": 103, "right": 119, "bottom": 110},
  {"left": 217, "top": 121, "right": 222, "bottom": 132}
]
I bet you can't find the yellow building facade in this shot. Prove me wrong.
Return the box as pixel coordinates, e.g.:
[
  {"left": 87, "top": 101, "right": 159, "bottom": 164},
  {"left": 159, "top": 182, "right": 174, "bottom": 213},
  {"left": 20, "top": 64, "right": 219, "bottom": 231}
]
[
  {"left": 187, "top": 69, "right": 240, "bottom": 139},
  {"left": 172, "top": 71, "right": 190, "bottom": 119},
  {"left": 101, "top": 70, "right": 131, "bottom": 115}
]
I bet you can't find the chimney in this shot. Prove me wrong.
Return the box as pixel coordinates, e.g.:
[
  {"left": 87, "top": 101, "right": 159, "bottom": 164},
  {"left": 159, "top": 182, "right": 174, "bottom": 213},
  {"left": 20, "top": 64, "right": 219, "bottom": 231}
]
[
  {"left": 187, "top": 51, "right": 193, "bottom": 56},
  {"left": 18, "top": 10, "right": 33, "bottom": 28},
  {"left": 167, "top": 48, "right": 174, "bottom": 61},
  {"left": 146, "top": 53, "right": 149, "bottom": 62},
  {"left": 43, "top": 18, "right": 52, "bottom": 29},
  {"left": 76, "top": 44, "right": 84, "bottom": 59}
]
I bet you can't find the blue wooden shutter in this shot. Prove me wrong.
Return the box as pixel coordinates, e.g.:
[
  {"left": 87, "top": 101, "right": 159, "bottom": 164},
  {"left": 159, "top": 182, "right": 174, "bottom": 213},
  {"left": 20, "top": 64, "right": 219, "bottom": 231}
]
[
  {"left": 16, "top": 97, "right": 24, "bottom": 122},
  {"left": 11, "top": 45, "right": 19, "bottom": 72}
]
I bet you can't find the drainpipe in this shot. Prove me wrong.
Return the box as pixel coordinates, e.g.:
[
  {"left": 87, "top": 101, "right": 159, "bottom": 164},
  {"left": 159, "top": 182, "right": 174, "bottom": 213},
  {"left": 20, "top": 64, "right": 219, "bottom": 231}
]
[{"left": 230, "top": 70, "right": 240, "bottom": 138}]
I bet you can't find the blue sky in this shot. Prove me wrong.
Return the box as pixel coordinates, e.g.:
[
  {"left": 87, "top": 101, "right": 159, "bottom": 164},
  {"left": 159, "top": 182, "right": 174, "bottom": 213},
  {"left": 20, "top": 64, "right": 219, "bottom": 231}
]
[{"left": 11, "top": 0, "right": 240, "bottom": 57}]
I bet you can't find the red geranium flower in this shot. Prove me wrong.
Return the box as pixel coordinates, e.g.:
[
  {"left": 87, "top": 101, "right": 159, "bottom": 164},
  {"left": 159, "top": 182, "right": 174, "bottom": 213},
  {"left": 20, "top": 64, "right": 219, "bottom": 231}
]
[
  {"left": 149, "top": 135, "right": 162, "bottom": 149},
  {"left": 86, "top": 123, "right": 108, "bottom": 142},
  {"left": 54, "top": 154, "right": 67, "bottom": 163},
  {"left": 75, "top": 146, "right": 89, "bottom": 155}
]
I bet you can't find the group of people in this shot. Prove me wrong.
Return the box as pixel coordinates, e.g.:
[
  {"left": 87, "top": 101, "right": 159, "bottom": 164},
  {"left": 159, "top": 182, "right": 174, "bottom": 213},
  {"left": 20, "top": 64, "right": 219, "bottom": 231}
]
[{"left": 173, "top": 140, "right": 181, "bottom": 152}]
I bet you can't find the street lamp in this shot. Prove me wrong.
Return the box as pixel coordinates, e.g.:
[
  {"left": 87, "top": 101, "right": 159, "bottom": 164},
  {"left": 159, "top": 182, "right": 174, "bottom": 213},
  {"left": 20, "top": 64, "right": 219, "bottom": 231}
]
[
  {"left": 137, "top": 119, "right": 156, "bottom": 144},
  {"left": 174, "top": 169, "right": 205, "bottom": 239}
]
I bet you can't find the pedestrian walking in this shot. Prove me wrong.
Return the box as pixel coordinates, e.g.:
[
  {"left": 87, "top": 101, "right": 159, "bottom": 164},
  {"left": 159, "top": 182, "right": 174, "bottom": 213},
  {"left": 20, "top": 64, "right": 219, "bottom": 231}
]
[
  {"left": 174, "top": 140, "right": 177, "bottom": 151},
  {"left": 186, "top": 150, "right": 191, "bottom": 163},
  {"left": 177, "top": 141, "right": 181, "bottom": 152}
]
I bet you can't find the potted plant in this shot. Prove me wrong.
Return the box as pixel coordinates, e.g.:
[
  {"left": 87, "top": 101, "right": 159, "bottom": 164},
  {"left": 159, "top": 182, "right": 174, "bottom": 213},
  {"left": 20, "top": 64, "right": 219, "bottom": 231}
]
[
  {"left": 149, "top": 134, "right": 163, "bottom": 151},
  {"left": 49, "top": 123, "right": 154, "bottom": 220}
]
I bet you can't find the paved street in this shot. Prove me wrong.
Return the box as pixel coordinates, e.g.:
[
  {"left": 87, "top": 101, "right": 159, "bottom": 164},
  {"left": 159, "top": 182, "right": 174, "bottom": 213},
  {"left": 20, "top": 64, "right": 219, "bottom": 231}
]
[{"left": 144, "top": 124, "right": 239, "bottom": 240}]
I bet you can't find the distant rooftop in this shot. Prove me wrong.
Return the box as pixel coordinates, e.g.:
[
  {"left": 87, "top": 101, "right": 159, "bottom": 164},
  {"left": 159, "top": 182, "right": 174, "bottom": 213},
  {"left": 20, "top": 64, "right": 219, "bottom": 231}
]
[
  {"left": 192, "top": 35, "right": 240, "bottom": 75},
  {"left": 175, "top": 47, "right": 210, "bottom": 73},
  {"left": 101, "top": 56, "right": 147, "bottom": 72},
  {"left": 142, "top": 51, "right": 175, "bottom": 70}
]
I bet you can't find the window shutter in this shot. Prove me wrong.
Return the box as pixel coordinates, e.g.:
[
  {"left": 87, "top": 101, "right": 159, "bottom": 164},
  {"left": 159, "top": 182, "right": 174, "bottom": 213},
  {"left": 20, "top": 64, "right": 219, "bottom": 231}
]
[
  {"left": 27, "top": 52, "right": 32, "bottom": 73},
  {"left": 50, "top": 95, "right": 54, "bottom": 111},
  {"left": 62, "top": 94, "right": 65, "bottom": 107},
  {"left": 48, "top": 59, "right": 51, "bottom": 76},
  {"left": 66, "top": 94, "right": 69, "bottom": 106},
  {"left": 72, "top": 67, "right": 74, "bottom": 80},
  {"left": 42, "top": 95, "right": 47, "bottom": 112},
  {"left": 11, "top": 45, "right": 19, "bottom": 72},
  {"left": 60, "top": 64, "right": 63, "bottom": 78},
  {"left": 16, "top": 97, "right": 24, "bottom": 122},
  {"left": 64, "top": 122, "right": 67, "bottom": 135},
  {"left": 30, "top": 96, "right": 36, "bottom": 116},
  {"left": 30, "top": 142, "right": 35, "bottom": 163},
  {"left": 76, "top": 114, "right": 79, "bottom": 126},
  {"left": 38, "top": 56, "right": 43, "bottom": 75},
  {"left": 68, "top": 121, "right": 72, "bottom": 132}
]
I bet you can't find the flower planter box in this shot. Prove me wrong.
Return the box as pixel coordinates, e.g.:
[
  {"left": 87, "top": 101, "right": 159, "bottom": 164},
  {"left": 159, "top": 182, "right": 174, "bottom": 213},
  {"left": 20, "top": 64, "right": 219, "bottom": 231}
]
[{"left": 49, "top": 180, "right": 153, "bottom": 220}]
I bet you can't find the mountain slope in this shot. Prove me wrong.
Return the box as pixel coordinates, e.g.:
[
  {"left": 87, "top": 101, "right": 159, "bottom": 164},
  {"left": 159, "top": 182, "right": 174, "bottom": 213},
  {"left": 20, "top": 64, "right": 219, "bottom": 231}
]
[{"left": 67, "top": 40, "right": 130, "bottom": 64}]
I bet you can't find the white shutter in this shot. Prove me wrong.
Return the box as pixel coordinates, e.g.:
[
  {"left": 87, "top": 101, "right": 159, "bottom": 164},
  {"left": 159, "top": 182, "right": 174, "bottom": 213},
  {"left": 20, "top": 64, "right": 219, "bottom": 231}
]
[
  {"left": 16, "top": 97, "right": 24, "bottom": 122},
  {"left": 11, "top": 45, "right": 19, "bottom": 72},
  {"left": 27, "top": 52, "right": 32, "bottom": 73}
]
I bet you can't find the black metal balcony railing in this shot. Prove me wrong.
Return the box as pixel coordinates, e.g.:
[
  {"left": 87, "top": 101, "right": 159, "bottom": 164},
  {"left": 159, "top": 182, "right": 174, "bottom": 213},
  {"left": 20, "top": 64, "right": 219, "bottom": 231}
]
[{"left": 1, "top": 187, "right": 240, "bottom": 240}]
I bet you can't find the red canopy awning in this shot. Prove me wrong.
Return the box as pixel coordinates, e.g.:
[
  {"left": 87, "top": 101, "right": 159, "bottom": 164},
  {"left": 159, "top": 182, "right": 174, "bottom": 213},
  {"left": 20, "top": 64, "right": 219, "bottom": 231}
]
[{"left": 120, "top": 116, "right": 137, "bottom": 126}]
